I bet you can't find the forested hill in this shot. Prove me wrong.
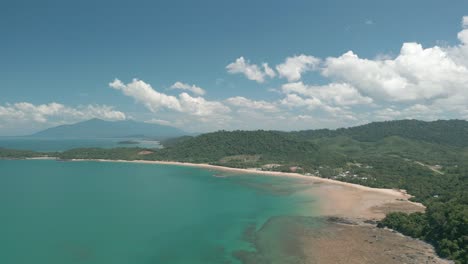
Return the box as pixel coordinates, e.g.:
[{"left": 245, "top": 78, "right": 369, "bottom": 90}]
[
  {"left": 289, "top": 119, "right": 468, "bottom": 147},
  {"left": 152, "top": 130, "right": 345, "bottom": 167}
]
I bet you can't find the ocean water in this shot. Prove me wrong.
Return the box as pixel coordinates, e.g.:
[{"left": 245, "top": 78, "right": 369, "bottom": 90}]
[
  {"left": 0, "top": 137, "right": 162, "bottom": 152},
  {"left": 0, "top": 160, "right": 320, "bottom": 264}
]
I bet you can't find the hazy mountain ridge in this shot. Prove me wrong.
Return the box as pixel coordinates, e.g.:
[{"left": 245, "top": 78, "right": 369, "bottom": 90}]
[{"left": 30, "top": 118, "right": 186, "bottom": 139}]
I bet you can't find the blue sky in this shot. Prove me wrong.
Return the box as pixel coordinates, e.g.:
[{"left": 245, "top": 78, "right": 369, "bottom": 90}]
[{"left": 1, "top": 0, "right": 468, "bottom": 135}]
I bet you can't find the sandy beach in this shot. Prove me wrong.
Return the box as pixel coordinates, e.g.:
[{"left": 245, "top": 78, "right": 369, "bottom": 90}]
[
  {"left": 30, "top": 157, "right": 419, "bottom": 214},
  {"left": 71, "top": 159, "right": 413, "bottom": 196},
  {"left": 66, "top": 158, "right": 425, "bottom": 219}
]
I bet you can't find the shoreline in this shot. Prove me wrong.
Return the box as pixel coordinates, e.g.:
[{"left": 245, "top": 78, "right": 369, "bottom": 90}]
[
  {"left": 63, "top": 158, "right": 427, "bottom": 220},
  {"left": 21, "top": 157, "right": 425, "bottom": 214},
  {"left": 19, "top": 157, "right": 445, "bottom": 263},
  {"left": 20, "top": 156, "right": 427, "bottom": 220},
  {"left": 69, "top": 158, "right": 416, "bottom": 199}
]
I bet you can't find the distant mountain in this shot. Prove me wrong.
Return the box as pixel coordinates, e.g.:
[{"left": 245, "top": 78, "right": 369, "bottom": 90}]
[{"left": 30, "top": 118, "right": 186, "bottom": 139}]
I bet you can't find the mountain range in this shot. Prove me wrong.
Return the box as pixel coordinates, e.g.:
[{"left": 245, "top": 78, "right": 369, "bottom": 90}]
[{"left": 30, "top": 118, "right": 186, "bottom": 139}]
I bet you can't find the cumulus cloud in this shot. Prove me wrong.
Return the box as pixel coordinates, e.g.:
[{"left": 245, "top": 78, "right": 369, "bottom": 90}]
[
  {"left": 110, "top": 78, "right": 182, "bottom": 112},
  {"left": 373, "top": 104, "right": 443, "bottom": 121},
  {"left": 282, "top": 82, "right": 373, "bottom": 106},
  {"left": 226, "top": 57, "right": 275, "bottom": 83},
  {"left": 170, "top": 81, "right": 206, "bottom": 95},
  {"left": 303, "top": 16, "right": 468, "bottom": 125},
  {"left": 279, "top": 93, "right": 357, "bottom": 121},
  {"left": 280, "top": 93, "right": 323, "bottom": 110},
  {"left": 178, "top": 92, "right": 230, "bottom": 116},
  {"left": 225, "top": 96, "right": 278, "bottom": 112},
  {"left": 276, "top": 55, "right": 321, "bottom": 82},
  {"left": 322, "top": 43, "right": 468, "bottom": 102},
  {"left": 110, "top": 78, "right": 229, "bottom": 117},
  {"left": 448, "top": 20, "right": 468, "bottom": 67},
  {"left": 262, "top": 63, "right": 276, "bottom": 78},
  {"left": 0, "top": 102, "right": 125, "bottom": 123}
]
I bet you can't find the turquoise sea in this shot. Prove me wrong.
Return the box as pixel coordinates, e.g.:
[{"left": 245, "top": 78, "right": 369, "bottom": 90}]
[{"left": 0, "top": 159, "right": 321, "bottom": 264}]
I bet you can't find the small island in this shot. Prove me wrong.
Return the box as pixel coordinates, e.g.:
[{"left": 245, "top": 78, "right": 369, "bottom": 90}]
[{"left": 117, "top": 140, "right": 139, "bottom": 145}]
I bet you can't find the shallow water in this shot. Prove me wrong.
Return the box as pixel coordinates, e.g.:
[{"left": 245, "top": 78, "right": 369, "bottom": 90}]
[{"left": 0, "top": 160, "right": 320, "bottom": 264}]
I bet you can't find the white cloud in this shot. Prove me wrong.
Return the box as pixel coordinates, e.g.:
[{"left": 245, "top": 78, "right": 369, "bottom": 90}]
[
  {"left": 322, "top": 43, "right": 468, "bottom": 102},
  {"left": 373, "top": 107, "right": 402, "bottom": 120},
  {"left": 110, "top": 78, "right": 230, "bottom": 117},
  {"left": 225, "top": 96, "right": 278, "bottom": 112},
  {"left": 262, "top": 63, "right": 276, "bottom": 78},
  {"left": 170, "top": 81, "right": 206, "bottom": 95},
  {"left": 78, "top": 105, "right": 126, "bottom": 120},
  {"left": 276, "top": 55, "right": 321, "bottom": 82},
  {"left": 145, "top": 118, "right": 173, "bottom": 126},
  {"left": 279, "top": 93, "right": 357, "bottom": 121},
  {"left": 462, "top": 16, "right": 468, "bottom": 28},
  {"left": 458, "top": 29, "right": 468, "bottom": 46},
  {"left": 280, "top": 93, "right": 323, "bottom": 110},
  {"left": 226, "top": 57, "right": 275, "bottom": 83},
  {"left": 282, "top": 82, "right": 373, "bottom": 106},
  {"left": 320, "top": 19, "right": 468, "bottom": 109},
  {"left": 373, "top": 104, "right": 443, "bottom": 121},
  {"left": 178, "top": 92, "right": 230, "bottom": 116},
  {"left": 110, "top": 78, "right": 182, "bottom": 112},
  {"left": 0, "top": 102, "right": 125, "bottom": 123},
  {"left": 448, "top": 27, "right": 468, "bottom": 67}
]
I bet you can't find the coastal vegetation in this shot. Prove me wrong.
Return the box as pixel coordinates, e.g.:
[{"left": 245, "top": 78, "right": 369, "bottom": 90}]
[
  {"left": 57, "top": 147, "right": 144, "bottom": 160},
  {"left": 0, "top": 148, "right": 48, "bottom": 159},
  {"left": 1, "top": 119, "right": 467, "bottom": 263}
]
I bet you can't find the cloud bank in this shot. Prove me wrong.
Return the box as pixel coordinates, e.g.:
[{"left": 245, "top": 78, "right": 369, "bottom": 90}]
[
  {"left": 0, "top": 102, "right": 126, "bottom": 135},
  {"left": 110, "top": 78, "right": 229, "bottom": 117}
]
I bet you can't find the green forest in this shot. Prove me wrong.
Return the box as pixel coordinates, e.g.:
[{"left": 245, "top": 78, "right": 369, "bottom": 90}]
[{"left": 1, "top": 119, "right": 467, "bottom": 263}]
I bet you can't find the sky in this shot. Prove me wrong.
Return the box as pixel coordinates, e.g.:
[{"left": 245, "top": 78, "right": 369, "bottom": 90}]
[{"left": 1, "top": 0, "right": 468, "bottom": 135}]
